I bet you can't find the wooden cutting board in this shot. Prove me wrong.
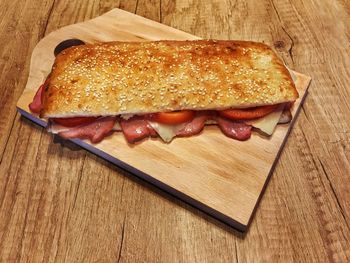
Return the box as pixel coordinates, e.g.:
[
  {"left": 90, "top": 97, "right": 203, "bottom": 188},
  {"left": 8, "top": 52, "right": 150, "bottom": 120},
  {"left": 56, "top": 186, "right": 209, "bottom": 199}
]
[{"left": 16, "top": 8, "right": 311, "bottom": 232}]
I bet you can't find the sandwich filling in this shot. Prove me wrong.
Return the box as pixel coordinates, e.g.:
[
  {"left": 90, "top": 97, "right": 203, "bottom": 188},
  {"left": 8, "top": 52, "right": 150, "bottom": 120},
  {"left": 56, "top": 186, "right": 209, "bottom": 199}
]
[{"left": 30, "top": 86, "right": 292, "bottom": 143}]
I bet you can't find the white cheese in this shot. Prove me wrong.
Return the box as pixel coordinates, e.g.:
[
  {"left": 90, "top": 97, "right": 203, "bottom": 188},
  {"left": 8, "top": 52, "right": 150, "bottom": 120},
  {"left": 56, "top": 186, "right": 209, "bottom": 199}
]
[
  {"left": 120, "top": 114, "right": 134, "bottom": 120},
  {"left": 47, "top": 122, "right": 70, "bottom": 134},
  {"left": 113, "top": 122, "right": 122, "bottom": 131},
  {"left": 147, "top": 121, "right": 186, "bottom": 142},
  {"left": 247, "top": 104, "right": 285, "bottom": 135}
]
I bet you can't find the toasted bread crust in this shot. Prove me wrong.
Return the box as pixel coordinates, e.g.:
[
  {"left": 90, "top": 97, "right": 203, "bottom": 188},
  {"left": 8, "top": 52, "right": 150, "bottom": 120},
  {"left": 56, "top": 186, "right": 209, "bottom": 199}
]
[{"left": 41, "top": 40, "right": 298, "bottom": 118}]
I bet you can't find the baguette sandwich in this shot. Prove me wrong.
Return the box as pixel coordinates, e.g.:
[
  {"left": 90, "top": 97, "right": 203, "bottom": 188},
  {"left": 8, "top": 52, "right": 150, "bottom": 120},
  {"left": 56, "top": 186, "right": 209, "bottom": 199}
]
[{"left": 29, "top": 40, "right": 298, "bottom": 143}]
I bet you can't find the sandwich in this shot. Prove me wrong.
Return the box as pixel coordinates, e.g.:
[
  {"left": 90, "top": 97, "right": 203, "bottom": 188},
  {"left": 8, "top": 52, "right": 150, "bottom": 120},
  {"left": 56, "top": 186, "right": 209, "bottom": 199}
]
[{"left": 29, "top": 40, "right": 298, "bottom": 143}]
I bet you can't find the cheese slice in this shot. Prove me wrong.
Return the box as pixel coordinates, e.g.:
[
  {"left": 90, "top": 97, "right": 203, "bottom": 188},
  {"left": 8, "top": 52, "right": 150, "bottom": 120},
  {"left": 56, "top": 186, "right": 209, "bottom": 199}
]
[
  {"left": 247, "top": 104, "right": 285, "bottom": 135},
  {"left": 120, "top": 114, "right": 134, "bottom": 120},
  {"left": 148, "top": 121, "right": 186, "bottom": 142},
  {"left": 113, "top": 122, "right": 122, "bottom": 131},
  {"left": 47, "top": 122, "right": 71, "bottom": 134}
]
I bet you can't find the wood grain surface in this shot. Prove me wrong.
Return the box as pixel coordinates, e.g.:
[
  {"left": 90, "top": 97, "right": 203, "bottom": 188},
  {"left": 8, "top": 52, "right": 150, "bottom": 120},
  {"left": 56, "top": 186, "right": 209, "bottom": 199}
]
[
  {"left": 1, "top": 0, "right": 350, "bottom": 262},
  {"left": 16, "top": 8, "right": 310, "bottom": 231}
]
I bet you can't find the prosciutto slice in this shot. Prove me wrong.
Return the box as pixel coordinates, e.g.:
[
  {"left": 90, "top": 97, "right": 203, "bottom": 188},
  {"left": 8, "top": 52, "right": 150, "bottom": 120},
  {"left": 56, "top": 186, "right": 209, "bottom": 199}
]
[
  {"left": 176, "top": 114, "right": 209, "bottom": 137},
  {"left": 28, "top": 84, "right": 44, "bottom": 113},
  {"left": 175, "top": 112, "right": 251, "bottom": 140},
  {"left": 58, "top": 116, "right": 117, "bottom": 143},
  {"left": 120, "top": 117, "right": 157, "bottom": 143},
  {"left": 217, "top": 117, "right": 252, "bottom": 140}
]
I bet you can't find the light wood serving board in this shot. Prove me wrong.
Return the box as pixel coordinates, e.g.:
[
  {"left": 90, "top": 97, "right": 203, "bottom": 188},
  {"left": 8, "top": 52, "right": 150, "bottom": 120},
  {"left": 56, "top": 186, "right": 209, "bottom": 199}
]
[{"left": 17, "top": 8, "right": 311, "bottom": 231}]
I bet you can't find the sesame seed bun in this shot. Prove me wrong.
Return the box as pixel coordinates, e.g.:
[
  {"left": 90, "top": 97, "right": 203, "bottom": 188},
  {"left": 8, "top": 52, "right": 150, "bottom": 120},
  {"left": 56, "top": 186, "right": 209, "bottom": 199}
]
[{"left": 41, "top": 40, "right": 298, "bottom": 118}]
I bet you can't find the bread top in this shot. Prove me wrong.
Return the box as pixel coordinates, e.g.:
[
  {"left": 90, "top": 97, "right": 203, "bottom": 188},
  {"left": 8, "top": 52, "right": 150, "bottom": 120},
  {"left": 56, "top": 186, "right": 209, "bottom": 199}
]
[{"left": 41, "top": 40, "right": 298, "bottom": 118}]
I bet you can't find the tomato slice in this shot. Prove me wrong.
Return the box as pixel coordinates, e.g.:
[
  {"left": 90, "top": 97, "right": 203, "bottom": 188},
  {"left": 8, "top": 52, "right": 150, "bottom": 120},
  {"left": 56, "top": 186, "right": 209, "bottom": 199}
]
[
  {"left": 148, "top": 110, "right": 195, "bottom": 124},
  {"left": 219, "top": 104, "right": 279, "bottom": 120},
  {"left": 52, "top": 117, "right": 98, "bottom": 127}
]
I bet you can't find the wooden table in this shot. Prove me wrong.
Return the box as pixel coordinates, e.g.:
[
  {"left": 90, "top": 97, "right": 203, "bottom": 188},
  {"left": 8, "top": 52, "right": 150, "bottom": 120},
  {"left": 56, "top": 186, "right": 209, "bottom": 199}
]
[{"left": 1, "top": 0, "right": 349, "bottom": 262}]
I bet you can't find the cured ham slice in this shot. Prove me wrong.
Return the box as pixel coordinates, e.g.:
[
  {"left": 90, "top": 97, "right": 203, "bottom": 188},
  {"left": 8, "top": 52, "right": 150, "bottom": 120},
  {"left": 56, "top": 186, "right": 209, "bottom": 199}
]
[
  {"left": 28, "top": 84, "right": 44, "bottom": 113},
  {"left": 176, "top": 115, "right": 209, "bottom": 137},
  {"left": 217, "top": 117, "right": 252, "bottom": 140},
  {"left": 120, "top": 118, "right": 157, "bottom": 143},
  {"left": 58, "top": 116, "right": 117, "bottom": 143}
]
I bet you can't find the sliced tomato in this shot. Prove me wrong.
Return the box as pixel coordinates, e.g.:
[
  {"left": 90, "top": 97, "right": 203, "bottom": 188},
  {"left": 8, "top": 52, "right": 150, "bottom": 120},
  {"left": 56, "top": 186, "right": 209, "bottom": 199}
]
[
  {"left": 219, "top": 104, "right": 279, "bottom": 120},
  {"left": 148, "top": 110, "right": 195, "bottom": 124},
  {"left": 52, "top": 117, "right": 98, "bottom": 127}
]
